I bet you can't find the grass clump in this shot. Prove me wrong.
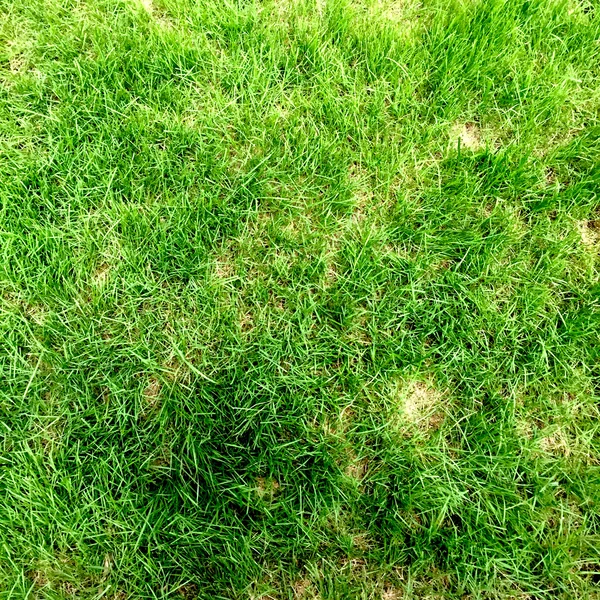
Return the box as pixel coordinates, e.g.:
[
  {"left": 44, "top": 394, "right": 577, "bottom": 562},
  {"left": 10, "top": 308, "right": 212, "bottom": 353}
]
[{"left": 1, "top": 0, "right": 599, "bottom": 598}]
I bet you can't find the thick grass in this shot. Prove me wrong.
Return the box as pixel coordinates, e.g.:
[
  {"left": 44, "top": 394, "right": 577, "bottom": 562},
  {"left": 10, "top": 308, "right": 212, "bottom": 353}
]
[{"left": 1, "top": 0, "right": 599, "bottom": 598}]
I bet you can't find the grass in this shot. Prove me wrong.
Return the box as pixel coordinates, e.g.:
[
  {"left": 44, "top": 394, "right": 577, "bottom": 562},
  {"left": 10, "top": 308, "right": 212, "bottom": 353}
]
[{"left": 0, "top": 0, "right": 599, "bottom": 597}]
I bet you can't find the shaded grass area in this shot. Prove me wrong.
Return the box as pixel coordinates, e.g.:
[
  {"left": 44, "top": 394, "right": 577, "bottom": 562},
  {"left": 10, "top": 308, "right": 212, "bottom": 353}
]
[{"left": 0, "top": 0, "right": 599, "bottom": 597}]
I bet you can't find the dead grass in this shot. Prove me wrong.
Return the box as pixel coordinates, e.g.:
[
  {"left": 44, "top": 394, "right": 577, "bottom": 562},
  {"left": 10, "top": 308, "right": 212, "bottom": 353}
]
[
  {"left": 143, "top": 376, "right": 161, "bottom": 410},
  {"left": 256, "top": 477, "right": 281, "bottom": 501},
  {"left": 449, "top": 122, "right": 483, "bottom": 151},
  {"left": 345, "top": 454, "right": 369, "bottom": 481},
  {"left": 214, "top": 249, "right": 236, "bottom": 281},
  {"left": 381, "top": 587, "right": 403, "bottom": 600},
  {"left": 92, "top": 263, "right": 111, "bottom": 287},
  {"left": 134, "top": 0, "right": 174, "bottom": 28},
  {"left": 576, "top": 220, "right": 599, "bottom": 250},
  {"left": 390, "top": 378, "right": 445, "bottom": 432},
  {"left": 292, "top": 577, "right": 316, "bottom": 599}
]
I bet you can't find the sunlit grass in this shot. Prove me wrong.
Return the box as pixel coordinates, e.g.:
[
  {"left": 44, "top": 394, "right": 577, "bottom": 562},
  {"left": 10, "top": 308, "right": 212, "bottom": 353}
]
[{"left": 0, "top": 0, "right": 599, "bottom": 598}]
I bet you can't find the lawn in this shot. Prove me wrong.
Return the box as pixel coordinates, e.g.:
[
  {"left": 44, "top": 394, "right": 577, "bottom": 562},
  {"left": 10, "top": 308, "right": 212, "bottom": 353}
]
[{"left": 1, "top": 0, "right": 599, "bottom": 598}]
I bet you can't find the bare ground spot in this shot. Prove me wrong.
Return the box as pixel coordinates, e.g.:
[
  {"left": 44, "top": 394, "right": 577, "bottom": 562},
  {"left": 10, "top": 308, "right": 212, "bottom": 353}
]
[
  {"left": 345, "top": 455, "right": 369, "bottom": 481},
  {"left": 143, "top": 376, "right": 161, "bottom": 412},
  {"left": 576, "top": 220, "right": 600, "bottom": 250},
  {"left": 214, "top": 248, "right": 237, "bottom": 281},
  {"left": 449, "top": 122, "right": 483, "bottom": 151},
  {"left": 256, "top": 476, "right": 281, "bottom": 501},
  {"left": 92, "top": 263, "right": 111, "bottom": 287},
  {"left": 134, "top": 0, "right": 174, "bottom": 28},
  {"left": 292, "top": 577, "right": 316, "bottom": 599},
  {"left": 178, "top": 583, "right": 199, "bottom": 599},
  {"left": 391, "top": 378, "right": 445, "bottom": 432},
  {"left": 382, "top": 588, "right": 403, "bottom": 600}
]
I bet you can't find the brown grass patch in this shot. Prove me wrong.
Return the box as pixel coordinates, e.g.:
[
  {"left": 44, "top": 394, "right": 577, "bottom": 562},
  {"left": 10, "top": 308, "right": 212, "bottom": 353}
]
[
  {"left": 402, "top": 380, "right": 443, "bottom": 425},
  {"left": 162, "top": 355, "right": 190, "bottom": 383},
  {"left": 354, "top": 0, "right": 425, "bottom": 41},
  {"left": 538, "top": 427, "right": 572, "bottom": 457},
  {"left": 28, "top": 556, "right": 98, "bottom": 596},
  {"left": 38, "top": 416, "right": 64, "bottom": 456},
  {"left": 143, "top": 376, "right": 161, "bottom": 411},
  {"left": 345, "top": 455, "right": 368, "bottom": 481},
  {"left": 293, "top": 577, "right": 316, "bottom": 599},
  {"left": 449, "top": 122, "right": 483, "bottom": 151},
  {"left": 348, "top": 162, "right": 373, "bottom": 222},
  {"left": 214, "top": 244, "right": 238, "bottom": 282},
  {"left": 576, "top": 220, "right": 599, "bottom": 250},
  {"left": 9, "top": 54, "right": 26, "bottom": 74},
  {"left": 390, "top": 378, "right": 446, "bottom": 433},
  {"left": 214, "top": 258, "right": 235, "bottom": 280},
  {"left": 102, "top": 554, "right": 113, "bottom": 579},
  {"left": 134, "top": 0, "right": 174, "bottom": 28},
  {"left": 92, "top": 263, "right": 111, "bottom": 287},
  {"left": 352, "top": 532, "right": 373, "bottom": 551},
  {"left": 256, "top": 477, "right": 281, "bottom": 501},
  {"left": 381, "top": 588, "right": 403, "bottom": 600},
  {"left": 319, "top": 404, "right": 355, "bottom": 437},
  {"left": 517, "top": 390, "right": 600, "bottom": 463},
  {"left": 178, "top": 583, "right": 199, "bottom": 599},
  {"left": 25, "top": 302, "right": 47, "bottom": 326},
  {"left": 240, "top": 310, "right": 255, "bottom": 333}
]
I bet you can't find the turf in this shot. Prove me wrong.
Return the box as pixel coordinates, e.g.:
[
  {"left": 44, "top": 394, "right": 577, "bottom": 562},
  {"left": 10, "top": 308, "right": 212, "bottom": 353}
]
[{"left": 0, "top": 0, "right": 599, "bottom": 598}]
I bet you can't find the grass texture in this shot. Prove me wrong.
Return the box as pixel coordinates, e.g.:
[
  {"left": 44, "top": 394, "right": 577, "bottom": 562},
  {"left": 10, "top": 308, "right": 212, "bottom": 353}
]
[{"left": 1, "top": 0, "right": 599, "bottom": 598}]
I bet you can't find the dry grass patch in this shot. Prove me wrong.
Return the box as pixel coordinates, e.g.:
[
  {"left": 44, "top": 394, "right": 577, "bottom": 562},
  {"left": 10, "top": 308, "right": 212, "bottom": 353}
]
[
  {"left": 28, "top": 556, "right": 99, "bottom": 597},
  {"left": 8, "top": 53, "right": 27, "bottom": 75},
  {"left": 292, "top": 577, "right": 317, "bottom": 599},
  {"left": 517, "top": 390, "right": 600, "bottom": 464},
  {"left": 353, "top": 0, "right": 426, "bottom": 41},
  {"left": 576, "top": 219, "right": 599, "bottom": 250},
  {"left": 538, "top": 427, "right": 572, "bottom": 457},
  {"left": 133, "top": 0, "right": 174, "bottom": 28},
  {"left": 138, "top": 0, "right": 154, "bottom": 12},
  {"left": 319, "top": 404, "right": 356, "bottom": 437},
  {"left": 92, "top": 262, "right": 111, "bottom": 287},
  {"left": 381, "top": 587, "right": 403, "bottom": 600},
  {"left": 213, "top": 246, "right": 237, "bottom": 282},
  {"left": 38, "top": 416, "right": 64, "bottom": 456},
  {"left": 143, "top": 376, "right": 161, "bottom": 410},
  {"left": 449, "top": 122, "right": 483, "bottom": 151},
  {"left": 256, "top": 477, "right": 281, "bottom": 501},
  {"left": 345, "top": 454, "right": 369, "bottom": 481},
  {"left": 389, "top": 378, "right": 446, "bottom": 432},
  {"left": 177, "top": 583, "right": 199, "bottom": 598}
]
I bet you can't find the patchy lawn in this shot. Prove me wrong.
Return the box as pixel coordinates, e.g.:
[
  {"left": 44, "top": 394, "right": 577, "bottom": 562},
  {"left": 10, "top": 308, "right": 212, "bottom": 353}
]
[{"left": 0, "top": 0, "right": 599, "bottom": 598}]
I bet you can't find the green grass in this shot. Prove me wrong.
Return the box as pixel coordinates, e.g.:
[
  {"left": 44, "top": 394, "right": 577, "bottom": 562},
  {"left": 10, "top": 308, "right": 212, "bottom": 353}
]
[{"left": 1, "top": 0, "right": 599, "bottom": 597}]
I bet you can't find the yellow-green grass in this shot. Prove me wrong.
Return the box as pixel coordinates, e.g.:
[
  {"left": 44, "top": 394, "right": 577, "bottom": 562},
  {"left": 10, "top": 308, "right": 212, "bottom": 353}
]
[{"left": 0, "top": 0, "right": 599, "bottom": 597}]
